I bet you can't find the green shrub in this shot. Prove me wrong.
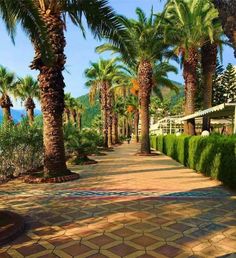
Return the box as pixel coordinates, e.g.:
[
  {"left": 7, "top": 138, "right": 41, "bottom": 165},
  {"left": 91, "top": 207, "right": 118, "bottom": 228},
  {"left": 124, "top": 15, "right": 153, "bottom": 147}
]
[
  {"left": 150, "top": 136, "right": 157, "bottom": 149},
  {"left": 150, "top": 134, "right": 236, "bottom": 189},
  {"left": 175, "top": 135, "right": 190, "bottom": 165},
  {"left": 157, "top": 135, "right": 164, "bottom": 152},
  {"left": 64, "top": 123, "right": 100, "bottom": 164},
  {"left": 163, "top": 135, "right": 176, "bottom": 157},
  {"left": 0, "top": 119, "right": 43, "bottom": 180}
]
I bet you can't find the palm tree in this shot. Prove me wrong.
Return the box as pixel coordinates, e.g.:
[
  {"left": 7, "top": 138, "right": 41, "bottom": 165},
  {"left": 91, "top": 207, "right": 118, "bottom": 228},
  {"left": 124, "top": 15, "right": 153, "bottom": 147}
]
[
  {"left": 125, "top": 95, "right": 139, "bottom": 143},
  {"left": 0, "top": 66, "right": 15, "bottom": 122},
  {"left": 97, "top": 8, "right": 174, "bottom": 154},
  {"left": 64, "top": 93, "right": 72, "bottom": 124},
  {"left": 201, "top": 5, "right": 225, "bottom": 131},
  {"left": 213, "top": 0, "right": 236, "bottom": 57},
  {"left": 85, "top": 58, "right": 121, "bottom": 148},
  {"left": 0, "top": 0, "right": 51, "bottom": 60},
  {"left": 28, "top": 0, "right": 126, "bottom": 178},
  {"left": 14, "top": 76, "right": 39, "bottom": 124},
  {"left": 163, "top": 0, "right": 219, "bottom": 135},
  {"left": 74, "top": 98, "right": 84, "bottom": 131},
  {"left": 64, "top": 93, "right": 77, "bottom": 125}
]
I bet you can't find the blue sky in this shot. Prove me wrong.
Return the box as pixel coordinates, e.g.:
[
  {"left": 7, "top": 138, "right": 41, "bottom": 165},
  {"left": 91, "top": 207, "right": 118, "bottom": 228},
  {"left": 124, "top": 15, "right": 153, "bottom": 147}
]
[{"left": 0, "top": 0, "right": 235, "bottom": 109}]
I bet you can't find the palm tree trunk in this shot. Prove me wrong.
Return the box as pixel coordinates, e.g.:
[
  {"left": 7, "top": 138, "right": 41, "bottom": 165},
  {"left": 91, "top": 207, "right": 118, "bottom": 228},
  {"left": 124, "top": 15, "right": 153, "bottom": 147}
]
[
  {"left": 122, "top": 118, "right": 126, "bottom": 137},
  {"left": 134, "top": 110, "right": 139, "bottom": 143},
  {"left": 27, "top": 109, "right": 34, "bottom": 124},
  {"left": 30, "top": 12, "right": 69, "bottom": 177},
  {"left": 2, "top": 107, "right": 11, "bottom": 122},
  {"left": 101, "top": 82, "right": 109, "bottom": 148},
  {"left": 108, "top": 115, "right": 112, "bottom": 147},
  {"left": 126, "top": 117, "right": 129, "bottom": 137},
  {"left": 107, "top": 89, "right": 113, "bottom": 147},
  {"left": 25, "top": 97, "right": 36, "bottom": 125},
  {"left": 115, "top": 114, "right": 119, "bottom": 143},
  {"left": 64, "top": 109, "right": 70, "bottom": 124},
  {"left": 201, "top": 42, "right": 217, "bottom": 131},
  {"left": 214, "top": 0, "right": 236, "bottom": 57},
  {"left": 0, "top": 94, "right": 13, "bottom": 122},
  {"left": 71, "top": 110, "right": 77, "bottom": 124},
  {"left": 77, "top": 112, "right": 82, "bottom": 130},
  {"left": 138, "top": 60, "right": 152, "bottom": 154},
  {"left": 112, "top": 113, "right": 119, "bottom": 144},
  {"left": 183, "top": 48, "right": 198, "bottom": 135}
]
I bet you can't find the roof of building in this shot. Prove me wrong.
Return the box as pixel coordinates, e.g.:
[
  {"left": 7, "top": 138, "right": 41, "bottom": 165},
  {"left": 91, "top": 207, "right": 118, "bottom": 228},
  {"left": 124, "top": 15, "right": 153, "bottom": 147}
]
[{"left": 180, "top": 103, "right": 236, "bottom": 121}]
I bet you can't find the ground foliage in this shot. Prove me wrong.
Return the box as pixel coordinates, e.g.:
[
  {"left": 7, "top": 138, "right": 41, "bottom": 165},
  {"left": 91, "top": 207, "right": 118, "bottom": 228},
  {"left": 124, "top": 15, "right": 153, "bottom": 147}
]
[{"left": 0, "top": 118, "right": 43, "bottom": 180}]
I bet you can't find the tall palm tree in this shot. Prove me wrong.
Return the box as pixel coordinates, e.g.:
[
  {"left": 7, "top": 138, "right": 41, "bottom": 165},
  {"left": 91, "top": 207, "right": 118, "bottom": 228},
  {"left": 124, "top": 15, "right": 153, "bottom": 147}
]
[
  {"left": 213, "top": 0, "right": 236, "bottom": 57},
  {"left": 163, "top": 0, "right": 219, "bottom": 135},
  {"left": 97, "top": 8, "right": 174, "bottom": 154},
  {"left": 0, "top": 66, "right": 15, "bottom": 122},
  {"left": 64, "top": 93, "right": 77, "bottom": 124},
  {"left": 85, "top": 58, "right": 121, "bottom": 148},
  {"left": 74, "top": 98, "right": 84, "bottom": 131},
  {"left": 125, "top": 94, "right": 139, "bottom": 143},
  {"left": 201, "top": 8, "right": 226, "bottom": 131},
  {"left": 64, "top": 93, "right": 72, "bottom": 124},
  {"left": 14, "top": 76, "right": 39, "bottom": 124},
  {"left": 28, "top": 0, "right": 126, "bottom": 178},
  {"left": 0, "top": 0, "right": 51, "bottom": 60}
]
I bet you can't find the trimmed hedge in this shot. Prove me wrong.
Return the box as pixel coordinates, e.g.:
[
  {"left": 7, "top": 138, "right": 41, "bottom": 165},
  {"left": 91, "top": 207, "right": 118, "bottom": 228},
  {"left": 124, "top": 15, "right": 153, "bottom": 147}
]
[{"left": 150, "top": 134, "right": 236, "bottom": 189}]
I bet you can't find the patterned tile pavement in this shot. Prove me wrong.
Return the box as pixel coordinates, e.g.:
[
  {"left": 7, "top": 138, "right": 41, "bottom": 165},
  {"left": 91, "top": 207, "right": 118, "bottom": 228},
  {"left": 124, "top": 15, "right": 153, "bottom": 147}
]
[{"left": 0, "top": 142, "right": 236, "bottom": 257}]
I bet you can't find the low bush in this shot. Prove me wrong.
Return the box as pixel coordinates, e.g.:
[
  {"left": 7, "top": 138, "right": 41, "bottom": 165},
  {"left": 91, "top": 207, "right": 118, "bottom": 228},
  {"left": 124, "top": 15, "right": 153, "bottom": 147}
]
[
  {"left": 64, "top": 123, "right": 100, "bottom": 164},
  {"left": 151, "top": 134, "right": 236, "bottom": 189},
  {"left": 0, "top": 119, "right": 43, "bottom": 180}
]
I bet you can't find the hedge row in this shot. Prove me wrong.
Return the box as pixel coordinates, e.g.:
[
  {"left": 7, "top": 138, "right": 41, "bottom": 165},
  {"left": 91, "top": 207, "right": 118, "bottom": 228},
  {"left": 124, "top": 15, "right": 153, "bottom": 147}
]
[{"left": 150, "top": 134, "right": 236, "bottom": 189}]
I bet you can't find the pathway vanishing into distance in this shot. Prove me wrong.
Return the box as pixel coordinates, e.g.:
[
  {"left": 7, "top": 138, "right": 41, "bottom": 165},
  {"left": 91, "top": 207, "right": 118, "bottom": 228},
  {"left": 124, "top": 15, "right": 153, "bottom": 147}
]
[{"left": 0, "top": 142, "right": 236, "bottom": 257}]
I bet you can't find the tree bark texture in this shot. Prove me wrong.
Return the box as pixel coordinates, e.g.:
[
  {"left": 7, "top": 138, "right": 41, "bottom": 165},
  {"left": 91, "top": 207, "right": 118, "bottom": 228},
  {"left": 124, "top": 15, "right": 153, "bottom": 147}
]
[
  {"left": 183, "top": 48, "right": 198, "bottom": 135},
  {"left": 201, "top": 42, "right": 217, "bottom": 131},
  {"left": 25, "top": 97, "right": 36, "bottom": 125},
  {"left": 100, "top": 82, "right": 109, "bottom": 148},
  {"left": 112, "top": 113, "right": 119, "bottom": 144},
  {"left": 214, "top": 0, "right": 236, "bottom": 57},
  {"left": 30, "top": 12, "right": 68, "bottom": 177},
  {"left": 77, "top": 112, "right": 81, "bottom": 131},
  {"left": 107, "top": 90, "right": 113, "bottom": 147},
  {"left": 0, "top": 94, "right": 13, "bottom": 122},
  {"left": 134, "top": 109, "right": 139, "bottom": 143},
  {"left": 138, "top": 60, "right": 153, "bottom": 154}
]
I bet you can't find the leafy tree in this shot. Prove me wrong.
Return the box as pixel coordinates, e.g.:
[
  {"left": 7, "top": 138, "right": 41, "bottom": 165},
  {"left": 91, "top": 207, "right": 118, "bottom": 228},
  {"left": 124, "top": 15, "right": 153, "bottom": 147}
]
[
  {"left": 221, "top": 64, "right": 236, "bottom": 103},
  {"left": 14, "top": 76, "right": 39, "bottom": 124},
  {"left": 212, "top": 60, "right": 225, "bottom": 105},
  {"left": 213, "top": 63, "right": 236, "bottom": 105}
]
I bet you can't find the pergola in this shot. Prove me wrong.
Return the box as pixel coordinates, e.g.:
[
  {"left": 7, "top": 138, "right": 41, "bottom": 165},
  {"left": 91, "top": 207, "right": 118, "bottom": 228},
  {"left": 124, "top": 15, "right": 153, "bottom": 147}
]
[
  {"left": 180, "top": 103, "right": 236, "bottom": 134},
  {"left": 150, "top": 103, "right": 236, "bottom": 135}
]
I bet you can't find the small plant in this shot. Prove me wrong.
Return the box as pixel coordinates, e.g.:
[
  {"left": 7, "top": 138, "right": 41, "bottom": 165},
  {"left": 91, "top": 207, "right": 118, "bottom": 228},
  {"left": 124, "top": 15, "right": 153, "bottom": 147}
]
[
  {"left": 64, "top": 123, "right": 98, "bottom": 165},
  {"left": 0, "top": 118, "right": 43, "bottom": 181}
]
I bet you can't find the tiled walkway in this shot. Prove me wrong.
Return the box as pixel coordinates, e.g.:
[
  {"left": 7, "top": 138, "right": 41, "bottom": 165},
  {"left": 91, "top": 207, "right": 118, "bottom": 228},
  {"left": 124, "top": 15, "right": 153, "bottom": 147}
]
[{"left": 0, "top": 142, "right": 236, "bottom": 258}]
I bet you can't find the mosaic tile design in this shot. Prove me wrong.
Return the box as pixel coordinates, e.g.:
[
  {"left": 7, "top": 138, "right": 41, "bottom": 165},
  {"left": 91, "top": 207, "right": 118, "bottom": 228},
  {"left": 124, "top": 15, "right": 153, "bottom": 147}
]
[
  {"left": 0, "top": 189, "right": 231, "bottom": 199},
  {"left": 0, "top": 142, "right": 235, "bottom": 257}
]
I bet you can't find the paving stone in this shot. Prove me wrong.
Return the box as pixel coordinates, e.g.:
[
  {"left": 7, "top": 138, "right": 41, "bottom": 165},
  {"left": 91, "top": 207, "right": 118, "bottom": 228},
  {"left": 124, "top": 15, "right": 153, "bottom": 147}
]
[
  {"left": 0, "top": 142, "right": 235, "bottom": 257},
  {"left": 108, "top": 243, "right": 137, "bottom": 256},
  {"left": 154, "top": 244, "right": 183, "bottom": 257}
]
